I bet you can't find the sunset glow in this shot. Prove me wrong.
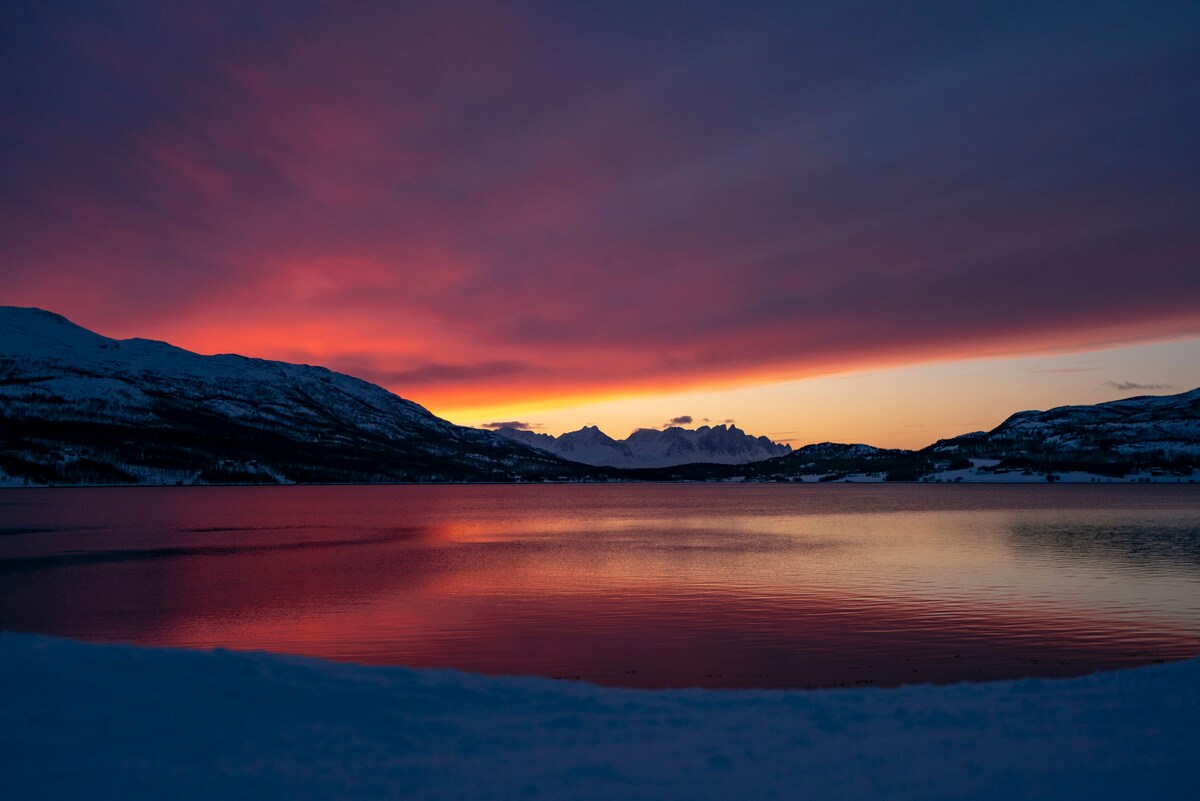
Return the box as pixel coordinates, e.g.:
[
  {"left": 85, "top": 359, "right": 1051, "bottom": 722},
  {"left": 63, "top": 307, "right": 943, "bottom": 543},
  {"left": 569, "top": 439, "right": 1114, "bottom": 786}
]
[{"left": 4, "top": 1, "right": 1198, "bottom": 445}]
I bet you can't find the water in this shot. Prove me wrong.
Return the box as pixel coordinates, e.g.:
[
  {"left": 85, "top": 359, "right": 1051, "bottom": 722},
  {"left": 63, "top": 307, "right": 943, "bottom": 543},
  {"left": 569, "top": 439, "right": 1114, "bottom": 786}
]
[{"left": 2, "top": 484, "right": 1199, "bottom": 689}]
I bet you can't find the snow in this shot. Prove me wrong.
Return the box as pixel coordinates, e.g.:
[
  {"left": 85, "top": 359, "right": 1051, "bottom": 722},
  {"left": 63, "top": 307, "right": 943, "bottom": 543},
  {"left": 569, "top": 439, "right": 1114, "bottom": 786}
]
[
  {"left": 1, "top": 633, "right": 1196, "bottom": 800},
  {"left": 955, "top": 387, "right": 1200, "bottom": 462},
  {"left": 926, "top": 465, "right": 1200, "bottom": 484},
  {"left": 0, "top": 306, "right": 446, "bottom": 435},
  {"left": 497, "top": 424, "right": 792, "bottom": 468},
  {"left": 793, "top": 442, "right": 883, "bottom": 459}
]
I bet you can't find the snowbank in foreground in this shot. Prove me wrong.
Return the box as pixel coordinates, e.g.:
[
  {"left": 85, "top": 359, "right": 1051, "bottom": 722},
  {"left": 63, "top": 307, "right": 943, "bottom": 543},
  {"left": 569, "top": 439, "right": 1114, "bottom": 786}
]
[{"left": 2, "top": 634, "right": 1196, "bottom": 800}]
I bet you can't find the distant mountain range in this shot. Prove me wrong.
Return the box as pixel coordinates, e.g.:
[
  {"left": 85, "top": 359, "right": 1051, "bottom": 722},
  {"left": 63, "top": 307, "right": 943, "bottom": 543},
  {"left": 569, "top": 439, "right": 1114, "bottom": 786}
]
[
  {"left": 1, "top": 307, "right": 1197, "bottom": 485},
  {"left": 628, "top": 390, "right": 1200, "bottom": 483},
  {"left": 495, "top": 424, "right": 791, "bottom": 468}
]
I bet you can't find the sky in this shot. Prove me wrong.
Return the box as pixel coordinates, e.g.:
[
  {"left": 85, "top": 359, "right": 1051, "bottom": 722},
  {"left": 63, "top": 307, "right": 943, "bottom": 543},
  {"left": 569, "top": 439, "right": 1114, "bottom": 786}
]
[{"left": 2, "top": 1, "right": 1199, "bottom": 448}]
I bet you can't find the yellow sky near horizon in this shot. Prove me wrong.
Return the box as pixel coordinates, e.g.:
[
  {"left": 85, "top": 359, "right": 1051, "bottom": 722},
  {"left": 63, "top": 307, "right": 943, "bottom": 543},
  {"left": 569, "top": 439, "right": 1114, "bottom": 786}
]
[{"left": 437, "top": 336, "right": 1200, "bottom": 450}]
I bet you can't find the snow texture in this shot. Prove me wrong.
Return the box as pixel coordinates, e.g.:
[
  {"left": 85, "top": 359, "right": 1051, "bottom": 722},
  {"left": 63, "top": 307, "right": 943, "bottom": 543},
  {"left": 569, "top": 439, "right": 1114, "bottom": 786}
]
[
  {"left": 0, "top": 306, "right": 446, "bottom": 433},
  {"left": 497, "top": 423, "right": 792, "bottom": 468},
  {"left": 1, "top": 633, "right": 1196, "bottom": 800},
  {"left": 0, "top": 307, "right": 575, "bottom": 484},
  {"left": 930, "top": 388, "right": 1200, "bottom": 462},
  {"left": 4, "top": 305, "right": 1198, "bottom": 484}
]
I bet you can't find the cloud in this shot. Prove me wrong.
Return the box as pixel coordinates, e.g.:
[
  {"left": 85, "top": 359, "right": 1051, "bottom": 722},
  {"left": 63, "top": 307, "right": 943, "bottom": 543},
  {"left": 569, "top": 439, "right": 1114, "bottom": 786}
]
[
  {"left": 480, "top": 421, "right": 538, "bottom": 430},
  {"left": 667, "top": 415, "right": 693, "bottom": 426},
  {"left": 1104, "top": 381, "right": 1174, "bottom": 392},
  {"left": 1026, "top": 367, "right": 1101, "bottom": 374},
  {"left": 365, "top": 360, "right": 534, "bottom": 385},
  {"left": 3, "top": 2, "right": 1199, "bottom": 415}
]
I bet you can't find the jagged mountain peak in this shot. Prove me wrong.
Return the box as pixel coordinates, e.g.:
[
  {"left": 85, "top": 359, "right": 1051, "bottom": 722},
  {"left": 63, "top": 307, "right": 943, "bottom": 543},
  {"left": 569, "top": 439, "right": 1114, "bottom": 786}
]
[{"left": 495, "top": 422, "right": 791, "bottom": 468}]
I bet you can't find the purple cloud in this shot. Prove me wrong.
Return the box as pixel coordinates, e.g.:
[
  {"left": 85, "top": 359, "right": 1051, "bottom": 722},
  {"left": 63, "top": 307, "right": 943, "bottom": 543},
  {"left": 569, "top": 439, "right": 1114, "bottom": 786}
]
[
  {"left": 1, "top": 2, "right": 1197, "bottom": 409},
  {"left": 1104, "top": 381, "right": 1173, "bottom": 392}
]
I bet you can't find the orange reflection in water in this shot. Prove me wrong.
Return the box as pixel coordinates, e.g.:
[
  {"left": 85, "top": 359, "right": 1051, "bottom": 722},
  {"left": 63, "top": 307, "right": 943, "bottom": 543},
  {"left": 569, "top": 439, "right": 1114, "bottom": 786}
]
[{"left": 2, "top": 484, "right": 1199, "bottom": 688}]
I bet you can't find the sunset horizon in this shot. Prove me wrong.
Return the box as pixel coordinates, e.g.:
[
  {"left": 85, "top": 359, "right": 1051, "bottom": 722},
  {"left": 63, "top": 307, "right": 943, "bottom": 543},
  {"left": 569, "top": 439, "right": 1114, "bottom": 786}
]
[
  {"left": 8, "top": 302, "right": 1200, "bottom": 451},
  {"left": 3, "top": 2, "right": 1199, "bottom": 798},
  {"left": 5, "top": 2, "right": 1199, "bottom": 450}
]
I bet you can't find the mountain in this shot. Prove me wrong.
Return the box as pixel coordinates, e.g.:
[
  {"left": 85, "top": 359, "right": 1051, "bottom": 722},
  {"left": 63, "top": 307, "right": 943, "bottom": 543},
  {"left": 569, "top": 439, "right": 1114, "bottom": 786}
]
[
  {"left": 790, "top": 442, "right": 884, "bottom": 461},
  {"left": 0, "top": 307, "right": 590, "bottom": 485},
  {"left": 927, "top": 389, "right": 1200, "bottom": 465},
  {"left": 620, "top": 441, "right": 931, "bottom": 483},
  {"left": 2, "top": 306, "right": 1196, "bottom": 486},
  {"left": 498, "top": 425, "right": 630, "bottom": 467},
  {"left": 495, "top": 423, "right": 792, "bottom": 468},
  {"left": 624, "top": 390, "right": 1200, "bottom": 483}
]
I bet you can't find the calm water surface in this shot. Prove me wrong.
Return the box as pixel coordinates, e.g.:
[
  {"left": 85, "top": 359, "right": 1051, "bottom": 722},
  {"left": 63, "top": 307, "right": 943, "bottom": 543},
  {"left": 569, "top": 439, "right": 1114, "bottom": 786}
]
[{"left": 2, "top": 484, "right": 1199, "bottom": 689}]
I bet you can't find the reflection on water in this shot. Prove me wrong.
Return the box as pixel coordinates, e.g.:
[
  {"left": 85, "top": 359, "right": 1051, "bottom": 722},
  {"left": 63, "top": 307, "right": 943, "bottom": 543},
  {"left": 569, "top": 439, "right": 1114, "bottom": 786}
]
[
  {"left": 1, "top": 485, "right": 1198, "bottom": 689},
  {"left": 1006, "top": 520, "right": 1200, "bottom": 569}
]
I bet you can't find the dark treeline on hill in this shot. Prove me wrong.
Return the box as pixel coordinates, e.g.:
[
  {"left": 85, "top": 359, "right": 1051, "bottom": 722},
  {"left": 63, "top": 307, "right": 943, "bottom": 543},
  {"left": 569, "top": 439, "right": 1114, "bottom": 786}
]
[
  {"left": 2, "top": 308, "right": 1198, "bottom": 486},
  {"left": 1, "top": 415, "right": 592, "bottom": 487},
  {"left": 625, "top": 445, "right": 945, "bottom": 483}
]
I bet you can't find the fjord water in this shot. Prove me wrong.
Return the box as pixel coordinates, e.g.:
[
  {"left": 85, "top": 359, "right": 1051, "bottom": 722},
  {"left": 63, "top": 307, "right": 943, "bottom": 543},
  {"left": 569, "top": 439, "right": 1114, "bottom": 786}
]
[{"left": 2, "top": 484, "right": 1198, "bottom": 689}]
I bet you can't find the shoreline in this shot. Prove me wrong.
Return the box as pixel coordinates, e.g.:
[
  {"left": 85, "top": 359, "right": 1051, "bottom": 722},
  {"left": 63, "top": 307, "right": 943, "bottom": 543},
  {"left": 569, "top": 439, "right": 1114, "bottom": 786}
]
[{"left": 3, "top": 632, "right": 1196, "bottom": 799}]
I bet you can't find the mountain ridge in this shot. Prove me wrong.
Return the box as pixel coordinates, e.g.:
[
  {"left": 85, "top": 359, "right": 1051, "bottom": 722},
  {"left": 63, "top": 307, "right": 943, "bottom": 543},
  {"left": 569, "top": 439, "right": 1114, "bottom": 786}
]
[
  {"left": 625, "top": 389, "right": 1200, "bottom": 483},
  {"left": 495, "top": 423, "right": 791, "bottom": 468},
  {"left": 0, "top": 306, "right": 590, "bottom": 485},
  {"left": 927, "top": 388, "right": 1200, "bottom": 462},
  {"left": 2, "top": 307, "right": 1197, "bottom": 485}
]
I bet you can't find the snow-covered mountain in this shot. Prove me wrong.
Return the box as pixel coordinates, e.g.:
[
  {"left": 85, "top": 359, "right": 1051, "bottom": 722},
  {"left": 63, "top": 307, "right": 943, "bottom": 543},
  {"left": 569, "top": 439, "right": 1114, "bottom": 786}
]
[
  {"left": 790, "top": 442, "right": 883, "bottom": 461},
  {"left": 0, "top": 307, "right": 583, "bottom": 485},
  {"left": 618, "top": 390, "right": 1200, "bottom": 482},
  {"left": 927, "top": 389, "right": 1200, "bottom": 463},
  {"left": 495, "top": 423, "right": 791, "bottom": 468},
  {"left": 3, "top": 306, "right": 1195, "bottom": 485}
]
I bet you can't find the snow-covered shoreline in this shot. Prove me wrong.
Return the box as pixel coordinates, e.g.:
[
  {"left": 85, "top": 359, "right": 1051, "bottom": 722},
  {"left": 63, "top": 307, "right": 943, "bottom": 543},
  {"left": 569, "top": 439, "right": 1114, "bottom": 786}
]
[{"left": 2, "top": 634, "right": 1196, "bottom": 799}]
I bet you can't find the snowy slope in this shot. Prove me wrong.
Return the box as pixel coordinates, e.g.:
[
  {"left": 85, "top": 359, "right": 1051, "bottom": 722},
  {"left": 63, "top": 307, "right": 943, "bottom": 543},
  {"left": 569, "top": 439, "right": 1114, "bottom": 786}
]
[
  {"left": 496, "top": 424, "right": 791, "bottom": 468},
  {"left": 2, "top": 633, "right": 1196, "bottom": 800},
  {"left": 791, "top": 442, "right": 884, "bottom": 460},
  {"left": 928, "top": 388, "right": 1200, "bottom": 463},
  {"left": 0, "top": 307, "right": 443, "bottom": 429},
  {"left": 555, "top": 426, "right": 632, "bottom": 464},
  {"left": 0, "top": 307, "right": 582, "bottom": 484}
]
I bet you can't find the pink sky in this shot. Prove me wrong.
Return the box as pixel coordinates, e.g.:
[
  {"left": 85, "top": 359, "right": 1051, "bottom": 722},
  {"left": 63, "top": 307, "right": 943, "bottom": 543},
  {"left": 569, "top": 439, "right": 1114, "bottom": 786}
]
[{"left": 4, "top": 1, "right": 1199, "bottom": 445}]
